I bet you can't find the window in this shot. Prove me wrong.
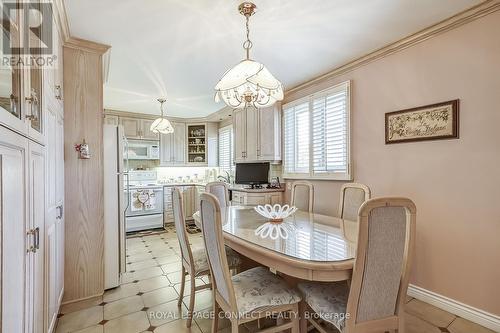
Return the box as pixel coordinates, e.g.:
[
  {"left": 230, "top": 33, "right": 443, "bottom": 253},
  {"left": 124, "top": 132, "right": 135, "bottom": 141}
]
[
  {"left": 283, "top": 81, "right": 351, "bottom": 180},
  {"left": 218, "top": 125, "right": 234, "bottom": 173}
]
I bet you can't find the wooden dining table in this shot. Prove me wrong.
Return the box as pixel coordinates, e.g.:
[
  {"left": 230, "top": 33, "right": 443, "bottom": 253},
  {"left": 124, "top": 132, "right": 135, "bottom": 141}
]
[{"left": 192, "top": 205, "right": 359, "bottom": 282}]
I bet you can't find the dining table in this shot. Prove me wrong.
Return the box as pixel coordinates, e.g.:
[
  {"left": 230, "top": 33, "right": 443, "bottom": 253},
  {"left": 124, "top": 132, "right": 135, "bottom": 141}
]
[{"left": 192, "top": 205, "right": 359, "bottom": 282}]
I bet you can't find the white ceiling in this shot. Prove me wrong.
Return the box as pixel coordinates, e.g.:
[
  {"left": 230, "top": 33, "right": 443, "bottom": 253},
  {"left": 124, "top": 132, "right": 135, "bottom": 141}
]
[{"left": 65, "top": 0, "right": 481, "bottom": 118}]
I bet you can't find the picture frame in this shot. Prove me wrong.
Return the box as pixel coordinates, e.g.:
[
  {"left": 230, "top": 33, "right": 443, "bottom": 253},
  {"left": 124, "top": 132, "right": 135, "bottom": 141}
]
[{"left": 385, "top": 99, "right": 459, "bottom": 144}]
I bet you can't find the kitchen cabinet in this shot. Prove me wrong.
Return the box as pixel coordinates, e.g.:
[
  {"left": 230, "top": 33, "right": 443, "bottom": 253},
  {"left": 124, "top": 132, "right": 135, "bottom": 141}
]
[
  {"left": 120, "top": 116, "right": 159, "bottom": 140},
  {"left": 231, "top": 189, "right": 283, "bottom": 206},
  {"left": 160, "top": 122, "right": 186, "bottom": 166},
  {"left": 233, "top": 104, "right": 281, "bottom": 163},
  {"left": 104, "top": 115, "right": 119, "bottom": 125},
  {"left": 0, "top": 127, "right": 47, "bottom": 333},
  {"left": 163, "top": 185, "right": 199, "bottom": 224}
]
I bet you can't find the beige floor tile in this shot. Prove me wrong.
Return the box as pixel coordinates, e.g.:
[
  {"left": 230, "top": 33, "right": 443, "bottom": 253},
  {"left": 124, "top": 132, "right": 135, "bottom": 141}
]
[
  {"left": 137, "top": 275, "right": 171, "bottom": 293},
  {"left": 73, "top": 325, "right": 104, "bottom": 333},
  {"left": 60, "top": 296, "right": 103, "bottom": 315},
  {"left": 127, "top": 259, "right": 159, "bottom": 271},
  {"left": 147, "top": 299, "right": 188, "bottom": 327},
  {"left": 161, "top": 262, "right": 182, "bottom": 274},
  {"left": 103, "top": 283, "right": 140, "bottom": 303},
  {"left": 154, "top": 318, "right": 202, "bottom": 333},
  {"left": 104, "top": 295, "right": 145, "bottom": 320},
  {"left": 133, "top": 266, "right": 164, "bottom": 280},
  {"left": 406, "top": 295, "right": 413, "bottom": 303},
  {"left": 448, "top": 317, "right": 497, "bottom": 333},
  {"left": 174, "top": 278, "right": 209, "bottom": 296},
  {"left": 127, "top": 252, "right": 153, "bottom": 263},
  {"left": 142, "top": 286, "right": 178, "bottom": 308},
  {"left": 406, "top": 299, "right": 456, "bottom": 327},
  {"left": 151, "top": 249, "right": 177, "bottom": 258},
  {"left": 56, "top": 306, "right": 103, "bottom": 333},
  {"left": 168, "top": 271, "right": 208, "bottom": 284},
  {"left": 156, "top": 254, "right": 181, "bottom": 265},
  {"left": 194, "top": 312, "right": 231, "bottom": 333},
  {"left": 103, "top": 311, "right": 150, "bottom": 333},
  {"left": 183, "top": 290, "right": 213, "bottom": 312},
  {"left": 404, "top": 312, "right": 441, "bottom": 333},
  {"left": 121, "top": 272, "right": 135, "bottom": 284}
]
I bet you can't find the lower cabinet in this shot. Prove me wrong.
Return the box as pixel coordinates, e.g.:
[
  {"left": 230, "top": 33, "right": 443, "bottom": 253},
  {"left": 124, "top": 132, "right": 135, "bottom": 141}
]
[
  {"left": 164, "top": 185, "right": 199, "bottom": 224},
  {"left": 231, "top": 190, "right": 283, "bottom": 205},
  {"left": 0, "top": 126, "right": 47, "bottom": 333}
]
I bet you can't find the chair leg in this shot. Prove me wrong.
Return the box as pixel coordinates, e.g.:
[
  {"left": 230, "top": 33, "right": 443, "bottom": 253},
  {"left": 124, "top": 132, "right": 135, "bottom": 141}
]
[
  {"left": 299, "top": 301, "right": 308, "bottom": 333},
  {"left": 212, "top": 296, "right": 220, "bottom": 333},
  {"left": 177, "top": 266, "right": 186, "bottom": 307},
  {"left": 291, "top": 304, "right": 300, "bottom": 333},
  {"left": 231, "top": 320, "right": 239, "bottom": 333},
  {"left": 187, "top": 275, "right": 196, "bottom": 328}
]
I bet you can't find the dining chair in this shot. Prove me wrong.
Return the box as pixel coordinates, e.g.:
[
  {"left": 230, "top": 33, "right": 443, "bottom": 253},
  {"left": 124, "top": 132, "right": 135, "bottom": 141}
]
[
  {"left": 200, "top": 193, "right": 302, "bottom": 333},
  {"left": 172, "top": 187, "right": 240, "bottom": 328},
  {"left": 298, "top": 197, "right": 416, "bottom": 333},
  {"left": 290, "top": 181, "right": 314, "bottom": 212},
  {"left": 206, "top": 181, "right": 230, "bottom": 207},
  {"left": 338, "top": 183, "right": 371, "bottom": 221}
]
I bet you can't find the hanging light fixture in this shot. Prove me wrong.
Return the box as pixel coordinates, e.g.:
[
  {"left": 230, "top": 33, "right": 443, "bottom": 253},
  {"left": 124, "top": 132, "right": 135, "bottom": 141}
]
[
  {"left": 214, "top": 2, "right": 283, "bottom": 109},
  {"left": 150, "top": 98, "right": 174, "bottom": 134}
]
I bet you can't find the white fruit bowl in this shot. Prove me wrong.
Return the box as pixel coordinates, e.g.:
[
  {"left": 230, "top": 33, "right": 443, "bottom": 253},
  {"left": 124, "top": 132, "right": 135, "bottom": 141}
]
[{"left": 254, "top": 204, "right": 298, "bottom": 223}]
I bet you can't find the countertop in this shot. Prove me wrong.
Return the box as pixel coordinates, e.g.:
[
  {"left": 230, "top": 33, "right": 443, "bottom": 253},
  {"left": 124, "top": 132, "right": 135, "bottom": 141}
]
[
  {"left": 160, "top": 182, "right": 207, "bottom": 187},
  {"left": 229, "top": 186, "right": 285, "bottom": 193}
]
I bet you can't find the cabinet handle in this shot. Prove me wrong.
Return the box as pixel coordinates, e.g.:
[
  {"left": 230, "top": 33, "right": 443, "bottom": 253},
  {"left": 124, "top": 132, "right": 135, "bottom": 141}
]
[
  {"left": 56, "top": 205, "right": 64, "bottom": 219},
  {"left": 55, "top": 85, "right": 62, "bottom": 100},
  {"left": 25, "top": 89, "right": 40, "bottom": 122},
  {"left": 27, "top": 228, "right": 37, "bottom": 253},
  {"left": 34, "top": 227, "right": 40, "bottom": 250}
]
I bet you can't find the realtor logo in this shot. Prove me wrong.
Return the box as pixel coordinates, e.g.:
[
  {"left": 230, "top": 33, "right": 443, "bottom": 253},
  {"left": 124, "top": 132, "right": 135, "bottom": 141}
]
[{"left": 1, "top": 1, "right": 56, "bottom": 67}]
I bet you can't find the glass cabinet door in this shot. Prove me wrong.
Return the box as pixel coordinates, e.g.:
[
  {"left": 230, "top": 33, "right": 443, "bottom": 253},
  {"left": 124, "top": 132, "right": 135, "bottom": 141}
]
[
  {"left": 27, "top": 0, "right": 43, "bottom": 133},
  {"left": 0, "top": 2, "right": 23, "bottom": 120}
]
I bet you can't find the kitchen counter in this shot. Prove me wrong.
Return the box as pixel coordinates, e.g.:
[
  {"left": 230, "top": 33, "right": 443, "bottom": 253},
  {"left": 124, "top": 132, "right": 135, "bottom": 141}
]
[
  {"left": 229, "top": 186, "right": 285, "bottom": 193},
  {"left": 160, "top": 182, "right": 207, "bottom": 187}
]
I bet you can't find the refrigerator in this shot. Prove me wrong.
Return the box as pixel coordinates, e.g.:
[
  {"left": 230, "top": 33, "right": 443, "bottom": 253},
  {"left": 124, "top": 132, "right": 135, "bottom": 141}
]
[{"left": 103, "top": 124, "right": 129, "bottom": 289}]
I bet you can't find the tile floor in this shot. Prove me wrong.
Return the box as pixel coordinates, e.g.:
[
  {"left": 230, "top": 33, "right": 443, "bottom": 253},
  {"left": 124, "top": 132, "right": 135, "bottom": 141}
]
[{"left": 55, "top": 229, "right": 496, "bottom": 333}]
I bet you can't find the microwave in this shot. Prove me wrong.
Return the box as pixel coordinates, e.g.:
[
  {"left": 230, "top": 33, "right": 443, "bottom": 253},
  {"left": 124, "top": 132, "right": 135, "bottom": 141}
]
[{"left": 126, "top": 140, "right": 160, "bottom": 160}]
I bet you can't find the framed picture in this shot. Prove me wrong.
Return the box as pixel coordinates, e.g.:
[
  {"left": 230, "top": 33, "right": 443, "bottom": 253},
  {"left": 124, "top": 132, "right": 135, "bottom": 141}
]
[{"left": 385, "top": 99, "right": 459, "bottom": 144}]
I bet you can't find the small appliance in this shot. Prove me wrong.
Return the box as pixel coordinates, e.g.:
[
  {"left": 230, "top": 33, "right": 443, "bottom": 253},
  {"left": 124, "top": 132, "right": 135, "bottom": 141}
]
[{"left": 126, "top": 140, "right": 160, "bottom": 160}]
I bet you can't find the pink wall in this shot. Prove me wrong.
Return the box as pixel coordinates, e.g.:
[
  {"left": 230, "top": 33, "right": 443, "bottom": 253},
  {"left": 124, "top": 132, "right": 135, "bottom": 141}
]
[{"left": 284, "top": 11, "right": 500, "bottom": 315}]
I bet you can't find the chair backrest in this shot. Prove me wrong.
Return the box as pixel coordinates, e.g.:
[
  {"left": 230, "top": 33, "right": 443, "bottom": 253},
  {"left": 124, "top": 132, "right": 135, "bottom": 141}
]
[
  {"left": 290, "top": 181, "right": 314, "bottom": 212},
  {"left": 345, "top": 197, "right": 416, "bottom": 331},
  {"left": 338, "top": 183, "right": 371, "bottom": 221},
  {"left": 172, "top": 187, "right": 194, "bottom": 269},
  {"left": 199, "top": 193, "right": 237, "bottom": 311},
  {"left": 206, "top": 181, "right": 230, "bottom": 208}
]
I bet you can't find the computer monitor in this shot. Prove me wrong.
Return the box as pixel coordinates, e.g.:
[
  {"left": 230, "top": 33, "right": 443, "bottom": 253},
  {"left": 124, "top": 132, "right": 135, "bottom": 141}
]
[{"left": 235, "top": 162, "right": 269, "bottom": 187}]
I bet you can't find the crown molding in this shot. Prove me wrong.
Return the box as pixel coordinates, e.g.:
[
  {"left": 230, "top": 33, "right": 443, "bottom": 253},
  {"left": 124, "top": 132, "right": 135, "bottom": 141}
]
[
  {"left": 104, "top": 109, "right": 220, "bottom": 123},
  {"left": 64, "top": 36, "right": 111, "bottom": 55},
  {"left": 52, "top": 0, "right": 71, "bottom": 42},
  {"left": 285, "top": 0, "right": 500, "bottom": 99}
]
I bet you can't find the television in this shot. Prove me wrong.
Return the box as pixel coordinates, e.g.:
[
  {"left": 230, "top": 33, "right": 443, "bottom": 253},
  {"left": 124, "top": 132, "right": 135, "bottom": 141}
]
[{"left": 235, "top": 162, "right": 270, "bottom": 188}]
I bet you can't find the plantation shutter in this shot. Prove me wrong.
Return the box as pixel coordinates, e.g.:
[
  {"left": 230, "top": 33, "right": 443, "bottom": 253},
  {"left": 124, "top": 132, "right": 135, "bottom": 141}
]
[
  {"left": 218, "top": 125, "right": 233, "bottom": 173},
  {"left": 312, "top": 84, "right": 349, "bottom": 176},
  {"left": 283, "top": 101, "right": 310, "bottom": 175}
]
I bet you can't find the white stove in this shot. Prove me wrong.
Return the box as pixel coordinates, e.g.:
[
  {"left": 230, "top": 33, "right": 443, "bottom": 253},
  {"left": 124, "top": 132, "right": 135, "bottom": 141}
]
[{"left": 125, "top": 171, "right": 164, "bottom": 232}]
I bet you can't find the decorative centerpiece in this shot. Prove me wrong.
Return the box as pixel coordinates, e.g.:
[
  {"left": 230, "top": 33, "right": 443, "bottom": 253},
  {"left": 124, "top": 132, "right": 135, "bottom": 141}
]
[
  {"left": 254, "top": 204, "right": 297, "bottom": 240},
  {"left": 254, "top": 204, "right": 297, "bottom": 223}
]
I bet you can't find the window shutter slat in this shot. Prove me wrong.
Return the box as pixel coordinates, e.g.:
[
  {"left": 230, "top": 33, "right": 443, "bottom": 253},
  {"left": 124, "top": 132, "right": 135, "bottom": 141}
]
[{"left": 218, "top": 126, "right": 233, "bottom": 173}]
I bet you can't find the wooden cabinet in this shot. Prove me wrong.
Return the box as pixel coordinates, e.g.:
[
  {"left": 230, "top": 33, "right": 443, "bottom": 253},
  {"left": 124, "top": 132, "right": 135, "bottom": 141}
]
[
  {"left": 119, "top": 116, "right": 159, "bottom": 140},
  {"left": 233, "top": 104, "right": 281, "bottom": 163},
  {"left": 104, "top": 115, "right": 119, "bottom": 125},
  {"left": 231, "top": 190, "right": 283, "bottom": 206},
  {"left": 164, "top": 185, "right": 198, "bottom": 224},
  {"left": 160, "top": 122, "right": 186, "bottom": 166}
]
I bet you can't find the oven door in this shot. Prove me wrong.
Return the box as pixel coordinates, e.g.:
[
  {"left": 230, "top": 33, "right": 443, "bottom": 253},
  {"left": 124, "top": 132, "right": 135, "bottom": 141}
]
[{"left": 126, "top": 188, "right": 164, "bottom": 217}]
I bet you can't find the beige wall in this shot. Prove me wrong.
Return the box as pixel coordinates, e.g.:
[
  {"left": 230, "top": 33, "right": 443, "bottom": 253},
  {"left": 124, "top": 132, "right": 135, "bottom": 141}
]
[{"left": 284, "top": 11, "right": 500, "bottom": 315}]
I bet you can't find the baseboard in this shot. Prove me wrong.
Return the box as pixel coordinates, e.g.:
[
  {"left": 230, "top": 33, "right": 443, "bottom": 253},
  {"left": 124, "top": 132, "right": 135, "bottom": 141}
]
[{"left": 408, "top": 284, "right": 500, "bottom": 332}]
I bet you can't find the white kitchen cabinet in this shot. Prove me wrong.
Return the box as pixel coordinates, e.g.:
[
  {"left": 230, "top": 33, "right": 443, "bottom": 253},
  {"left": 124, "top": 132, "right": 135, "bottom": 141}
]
[
  {"left": 141, "top": 118, "right": 160, "bottom": 140},
  {"left": 164, "top": 185, "right": 198, "bottom": 224},
  {"left": 233, "top": 104, "right": 281, "bottom": 163},
  {"left": 160, "top": 122, "right": 186, "bottom": 166},
  {"left": 120, "top": 117, "right": 159, "bottom": 140},
  {"left": 104, "top": 115, "right": 119, "bottom": 125},
  {"left": 231, "top": 189, "right": 283, "bottom": 206}
]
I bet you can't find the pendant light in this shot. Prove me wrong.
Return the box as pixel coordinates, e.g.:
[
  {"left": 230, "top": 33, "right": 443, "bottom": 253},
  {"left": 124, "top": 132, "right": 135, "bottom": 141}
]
[
  {"left": 150, "top": 98, "right": 174, "bottom": 134},
  {"left": 214, "top": 2, "right": 283, "bottom": 109}
]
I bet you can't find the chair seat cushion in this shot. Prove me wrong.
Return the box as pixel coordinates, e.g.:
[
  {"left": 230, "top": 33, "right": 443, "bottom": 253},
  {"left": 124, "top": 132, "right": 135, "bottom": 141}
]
[
  {"left": 232, "top": 266, "right": 301, "bottom": 317},
  {"left": 297, "top": 281, "right": 349, "bottom": 332},
  {"left": 192, "top": 246, "right": 241, "bottom": 275}
]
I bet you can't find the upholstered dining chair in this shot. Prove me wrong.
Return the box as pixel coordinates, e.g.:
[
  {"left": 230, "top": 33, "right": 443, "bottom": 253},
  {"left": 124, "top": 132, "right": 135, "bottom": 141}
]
[
  {"left": 338, "top": 183, "right": 371, "bottom": 221},
  {"left": 172, "top": 187, "right": 240, "bottom": 327},
  {"left": 298, "top": 197, "right": 416, "bottom": 333},
  {"left": 290, "top": 181, "right": 314, "bottom": 212},
  {"left": 200, "top": 193, "right": 302, "bottom": 333},
  {"left": 206, "top": 181, "right": 230, "bottom": 207}
]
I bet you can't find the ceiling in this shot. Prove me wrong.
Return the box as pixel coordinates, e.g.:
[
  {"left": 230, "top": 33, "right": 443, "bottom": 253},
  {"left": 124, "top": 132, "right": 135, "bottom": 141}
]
[{"left": 64, "top": 0, "right": 481, "bottom": 118}]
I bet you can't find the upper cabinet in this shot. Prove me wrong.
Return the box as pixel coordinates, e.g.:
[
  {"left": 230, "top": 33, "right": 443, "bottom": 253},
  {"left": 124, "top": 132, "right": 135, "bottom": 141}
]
[
  {"left": 160, "top": 122, "right": 186, "bottom": 166},
  {"left": 233, "top": 104, "right": 282, "bottom": 163},
  {"left": 119, "top": 116, "right": 159, "bottom": 140}
]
